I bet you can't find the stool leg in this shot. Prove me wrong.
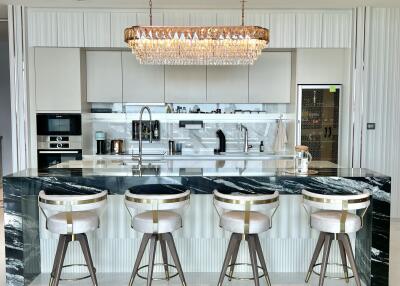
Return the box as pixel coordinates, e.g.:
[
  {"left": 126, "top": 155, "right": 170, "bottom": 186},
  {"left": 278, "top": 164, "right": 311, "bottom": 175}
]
[
  {"left": 147, "top": 235, "right": 157, "bottom": 286},
  {"left": 77, "top": 233, "right": 98, "bottom": 286},
  {"left": 159, "top": 235, "right": 170, "bottom": 280},
  {"left": 338, "top": 238, "right": 349, "bottom": 283},
  {"left": 254, "top": 235, "right": 272, "bottom": 286},
  {"left": 247, "top": 235, "right": 260, "bottom": 286},
  {"left": 217, "top": 234, "right": 237, "bottom": 286},
  {"left": 164, "top": 233, "right": 187, "bottom": 286},
  {"left": 129, "top": 233, "right": 151, "bottom": 286},
  {"left": 318, "top": 233, "right": 333, "bottom": 286},
  {"left": 51, "top": 235, "right": 71, "bottom": 286},
  {"left": 227, "top": 234, "right": 241, "bottom": 281},
  {"left": 305, "top": 232, "right": 325, "bottom": 283},
  {"left": 340, "top": 234, "right": 361, "bottom": 286},
  {"left": 49, "top": 235, "right": 66, "bottom": 286}
]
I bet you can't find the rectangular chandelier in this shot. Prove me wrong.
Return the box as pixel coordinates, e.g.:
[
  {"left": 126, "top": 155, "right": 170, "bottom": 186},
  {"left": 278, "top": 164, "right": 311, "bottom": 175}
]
[{"left": 124, "top": 25, "right": 269, "bottom": 65}]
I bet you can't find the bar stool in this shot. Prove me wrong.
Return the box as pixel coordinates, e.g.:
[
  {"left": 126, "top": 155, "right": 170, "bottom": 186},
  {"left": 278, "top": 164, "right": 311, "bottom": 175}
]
[
  {"left": 302, "top": 189, "right": 370, "bottom": 286},
  {"left": 213, "top": 190, "right": 279, "bottom": 286},
  {"left": 38, "top": 190, "right": 108, "bottom": 286},
  {"left": 125, "top": 184, "right": 190, "bottom": 286}
]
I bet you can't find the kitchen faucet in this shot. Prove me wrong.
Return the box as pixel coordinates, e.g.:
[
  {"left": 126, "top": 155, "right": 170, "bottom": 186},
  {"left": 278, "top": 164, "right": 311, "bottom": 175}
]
[
  {"left": 133, "top": 106, "right": 153, "bottom": 166},
  {"left": 240, "top": 124, "right": 252, "bottom": 153}
]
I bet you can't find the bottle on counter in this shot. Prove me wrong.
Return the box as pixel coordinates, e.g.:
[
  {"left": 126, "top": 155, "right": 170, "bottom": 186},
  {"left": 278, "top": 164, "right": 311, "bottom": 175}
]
[
  {"left": 260, "top": 141, "right": 265, "bottom": 152},
  {"left": 153, "top": 121, "right": 159, "bottom": 139}
]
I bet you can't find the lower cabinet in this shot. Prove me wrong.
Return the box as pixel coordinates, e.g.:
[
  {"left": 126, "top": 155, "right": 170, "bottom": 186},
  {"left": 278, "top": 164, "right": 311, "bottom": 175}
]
[
  {"left": 35, "top": 48, "right": 82, "bottom": 112},
  {"left": 122, "top": 51, "right": 164, "bottom": 103}
]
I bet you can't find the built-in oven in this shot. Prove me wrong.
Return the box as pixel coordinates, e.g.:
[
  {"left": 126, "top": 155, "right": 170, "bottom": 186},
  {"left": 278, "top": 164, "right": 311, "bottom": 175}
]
[
  {"left": 37, "top": 114, "right": 82, "bottom": 169},
  {"left": 37, "top": 113, "right": 81, "bottom": 136}
]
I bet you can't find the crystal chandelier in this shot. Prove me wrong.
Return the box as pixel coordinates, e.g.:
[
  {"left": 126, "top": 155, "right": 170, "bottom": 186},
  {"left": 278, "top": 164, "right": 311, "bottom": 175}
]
[{"left": 124, "top": 1, "right": 269, "bottom": 65}]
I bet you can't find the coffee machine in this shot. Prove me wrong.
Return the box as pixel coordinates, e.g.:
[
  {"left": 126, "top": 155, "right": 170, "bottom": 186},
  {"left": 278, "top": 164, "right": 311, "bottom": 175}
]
[{"left": 96, "top": 131, "right": 107, "bottom": 155}]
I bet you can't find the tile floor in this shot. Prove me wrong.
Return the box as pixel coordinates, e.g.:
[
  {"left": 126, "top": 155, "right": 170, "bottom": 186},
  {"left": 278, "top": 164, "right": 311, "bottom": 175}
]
[{"left": 0, "top": 186, "right": 398, "bottom": 285}]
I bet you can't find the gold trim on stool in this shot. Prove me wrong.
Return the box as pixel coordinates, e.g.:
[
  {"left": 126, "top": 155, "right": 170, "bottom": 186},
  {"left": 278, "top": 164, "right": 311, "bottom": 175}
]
[
  {"left": 214, "top": 196, "right": 279, "bottom": 205},
  {"left": 125, "top": 194, "right": 190, "bottom": 204},
  {"left": 39, "top": 194, "right": 107, "bottom": 206}
]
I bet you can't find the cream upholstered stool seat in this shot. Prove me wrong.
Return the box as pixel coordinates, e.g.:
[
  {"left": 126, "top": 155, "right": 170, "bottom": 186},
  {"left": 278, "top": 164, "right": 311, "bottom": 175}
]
[
  {"left": 302, "top": 189, "right": 370, "bottom": 286},
  {"left": 214, "top": 190, "right": 279, "bottom": 286},
  {"left": 38, "top": 190, "right": 108, "bottom": 286},
  {"left": 125, "top": 184, "right": 190, "bottom": 286}
]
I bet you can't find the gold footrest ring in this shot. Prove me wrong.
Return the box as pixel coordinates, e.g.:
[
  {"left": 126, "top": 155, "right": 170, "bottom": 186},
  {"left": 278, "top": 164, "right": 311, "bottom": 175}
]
[
  {"left": 312, "top": 263, "right": 354, "bottom": 280},
  {"left": 137, "top": 263, "right": 179, "bottom": 281},
  {"left": 51, "top": 264, "right": 95, "bottom": 282},
  {"left": 225, "top": 263, "right": 266, "bottom": 281}
]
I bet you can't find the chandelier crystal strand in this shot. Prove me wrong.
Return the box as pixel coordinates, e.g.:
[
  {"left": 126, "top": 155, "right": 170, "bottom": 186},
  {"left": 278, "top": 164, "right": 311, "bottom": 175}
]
[{"left": 125, "top": 1, "right": 269, "bottom": 65}]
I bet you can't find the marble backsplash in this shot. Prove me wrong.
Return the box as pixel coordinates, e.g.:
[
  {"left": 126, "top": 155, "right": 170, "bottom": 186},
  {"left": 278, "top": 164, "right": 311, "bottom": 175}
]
[{"left": 82, "top": 114, "right": 295, "bottom": 155}]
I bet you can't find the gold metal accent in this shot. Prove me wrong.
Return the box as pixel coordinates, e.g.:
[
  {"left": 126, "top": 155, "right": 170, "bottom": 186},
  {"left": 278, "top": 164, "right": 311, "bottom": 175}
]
[
  {"left": 214, "top": 196, "right": 278, "bottom": 205},
  {"left": 225, "top": 263, "right": 266, "bottom": 280},
  {"left": 125, "top": 194, "right": 190, "bottom": 204},
  {"left": 360, "top": 206, "right": 369, "bottom": 228},
  {"left": 302, "top": 194, "right": 369, "bottom": 205},
  {"left": 38, "top": 194, "right": 107, "bottom": 206},
  {"left": 66, "top": 212, "right": 73, "bottom": 235},
  {"left": 51, "top": 264, "right": 95, "bottom": 282},
  {"left": 243, "top": 201, "right": 251, "bottom": 235},
  {"left": 136, "top": 263, "right": 179, "bottom": 281},
  {"left": 339, "top": 211, "right": 348, "bottom": 233},
  {"left": 312, "top": 263, "right": 354, "bottom": 280}
]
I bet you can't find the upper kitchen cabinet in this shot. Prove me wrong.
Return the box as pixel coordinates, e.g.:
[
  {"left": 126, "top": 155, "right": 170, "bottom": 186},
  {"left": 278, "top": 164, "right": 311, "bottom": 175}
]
[
  {"left": 122, "top": 52, "right": 164, "bottom": 103},
  {"left": 322, "top": 11, "right": 352, "bottom": 48},
  {"left": 207, "top": 66, "right": 248, "bottom": 103},
  {"left": 27, "top": 9, "right": 58, "bottom": 47},
  {"left": 249, "top": 52, "right": 291, "bottom": 103},
  {"left": 110, "top": 12, "right": 137, "bottom": 48},
  {"left": 217, "top": 10, "right": 242, "bottom": 25},
  {"left": 35, "top": 48, "right": 82, "bottom": 112},
  {"left": 165, "top": 66, "right": 206, "bottom": 103},
  {"left": 84, "top": 11, "right": 111, "bottom": 47},
  {"left": 269, "top": 12, "right": 296, "bottom": 48},
  {"left": 244, "top": 11, "right": 270, "bottom": 28},
  {"left": 57, "top": 11, "right": 84, "bottom": 47},
  {"left": 164, "top": 11, "right": 190, "bottom": 25},
  {"left": 190, "top": 10, "right": 217, "bottom": 25},
  {"left": 86, "top": 51, "right": 123, "bottom": 103},
  {"left": 296, "top": 12, "right": 323, "bottom": 48}
]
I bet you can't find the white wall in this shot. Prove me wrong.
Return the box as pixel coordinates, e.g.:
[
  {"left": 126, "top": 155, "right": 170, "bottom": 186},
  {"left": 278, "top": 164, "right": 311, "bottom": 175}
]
[
  {"left": 362, "top": 8, "right": 400, "bottom": 217},
  {"left": 0, "top": 22, "right": 12, "bottom": 176},
  {"left": 296, "top": 49, "right": 352, "bottom": 167}
]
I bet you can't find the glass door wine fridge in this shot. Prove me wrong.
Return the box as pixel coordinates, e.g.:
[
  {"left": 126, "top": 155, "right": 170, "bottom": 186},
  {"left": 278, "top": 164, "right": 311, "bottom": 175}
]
[{"left": 297, "top": 85, "right": 341, "bottom": 164}]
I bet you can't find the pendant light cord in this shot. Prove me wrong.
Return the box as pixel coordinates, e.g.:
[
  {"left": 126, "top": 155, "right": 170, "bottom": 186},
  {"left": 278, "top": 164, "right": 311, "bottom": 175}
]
[
  {"left": 241, "top": 0, "right": 246, "bottom": 26},
  {"left": 149, "top": 0, "right": 153, "bottom": 26}
]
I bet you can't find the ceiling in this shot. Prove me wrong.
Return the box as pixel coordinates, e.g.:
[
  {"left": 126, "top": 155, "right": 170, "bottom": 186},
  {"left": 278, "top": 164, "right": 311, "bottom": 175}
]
[{"left": 1, "top": 0, "right": 400, "bottom": 9}]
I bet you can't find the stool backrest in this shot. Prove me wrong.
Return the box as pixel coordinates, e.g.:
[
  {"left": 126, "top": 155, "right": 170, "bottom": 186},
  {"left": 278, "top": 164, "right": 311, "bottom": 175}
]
[
  {"left": 302, "top": 190, "right": 370, "bottom": 211},
  {"left": 125, "top": 189, "right": 191, "bottom": 212},
  {"left": 213, "top": 190, "right": 279, "bottom": 212},
  {"left": 38, "top": 190, "right": 108, "bottom": 214}
]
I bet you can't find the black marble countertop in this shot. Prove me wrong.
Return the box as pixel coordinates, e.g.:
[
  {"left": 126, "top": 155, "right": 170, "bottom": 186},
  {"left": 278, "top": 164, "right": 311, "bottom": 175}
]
[{"left": 4, "top": 167, "right": 388, "bottom": 178}]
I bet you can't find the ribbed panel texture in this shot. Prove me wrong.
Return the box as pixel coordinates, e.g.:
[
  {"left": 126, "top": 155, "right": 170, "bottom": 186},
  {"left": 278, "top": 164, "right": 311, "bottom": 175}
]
[
  {"left": 40, "top": 195, "right": 352, "bottom": 273},
  {"left": 364, "top": 8, "right": 400, "bottom": 217}
]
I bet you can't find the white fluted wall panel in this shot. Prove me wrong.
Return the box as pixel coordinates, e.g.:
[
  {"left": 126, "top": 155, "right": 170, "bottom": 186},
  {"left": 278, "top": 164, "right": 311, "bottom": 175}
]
[
  {"left": 363, "top": 8, "right": 400, "bottom": 217},
  {"left": 39, "top": 195, "right": 352, "bottom": 273},
  {"left": 322, "top": 11, "right": 352, "bottom": 48}
]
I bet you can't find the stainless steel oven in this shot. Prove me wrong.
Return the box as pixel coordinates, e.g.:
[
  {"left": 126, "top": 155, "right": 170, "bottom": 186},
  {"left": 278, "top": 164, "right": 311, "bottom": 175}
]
[{"left": 37, "top": 114, "right": 82, "bottom": 169}]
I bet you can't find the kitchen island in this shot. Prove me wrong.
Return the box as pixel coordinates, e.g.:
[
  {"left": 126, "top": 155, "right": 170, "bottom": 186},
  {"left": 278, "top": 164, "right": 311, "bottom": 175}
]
[{"left": 3, "top": 159, "right": 390, "bottom": 286}]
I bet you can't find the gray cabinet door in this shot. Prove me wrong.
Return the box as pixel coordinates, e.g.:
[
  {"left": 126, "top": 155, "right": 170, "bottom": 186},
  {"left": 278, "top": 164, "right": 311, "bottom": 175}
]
[
  {"left": 207, "top": 66, "right": 248, "bottom": 103},
  {"left": 86, "top": 51, "right": 122, "bottom": 103},
  {"left": 35, "top": 48, "right": 82, "bottom": 112},
  {"left": 249, "top": 52, "right": 291, "bottom": 103},
  {"left": 122, "top": 52, "right": 164, "bottom": 103},
  {"left": 165, "top": 66, "right": 206, "bottom": 103}
]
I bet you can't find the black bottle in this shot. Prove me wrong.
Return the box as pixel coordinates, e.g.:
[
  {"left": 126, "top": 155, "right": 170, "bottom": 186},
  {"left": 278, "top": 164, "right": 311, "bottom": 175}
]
[{"left": 260, "top": 141, "right": 265, "bottom": 152}]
